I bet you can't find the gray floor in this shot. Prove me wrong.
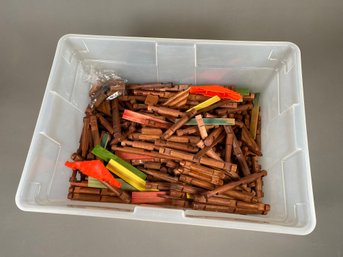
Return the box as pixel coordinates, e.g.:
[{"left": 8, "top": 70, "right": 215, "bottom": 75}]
[{"left": 1, "top": 1, "right": 342, "bottom": 256}]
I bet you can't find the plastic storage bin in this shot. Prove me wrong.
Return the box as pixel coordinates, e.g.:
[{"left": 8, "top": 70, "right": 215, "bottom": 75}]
[{"left": 16, "top": 34, "right": 316, "bottom": 235}]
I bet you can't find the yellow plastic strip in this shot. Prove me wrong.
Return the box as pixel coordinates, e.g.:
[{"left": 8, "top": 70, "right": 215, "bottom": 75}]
[
  {"left": 187, "top": 95, "right": 221, "bottom": 112},
  {"left": 106, "top": 159, "right": 150, "bottom": 191},
  {"left": 186, "top": 193, "right": 194, "bottom": 199}
]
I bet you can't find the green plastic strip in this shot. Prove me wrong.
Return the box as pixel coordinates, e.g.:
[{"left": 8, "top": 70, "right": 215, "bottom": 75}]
[
  {"left": 100, "top": 132, "right": 110, "bottom": 148},
  {"left": 88, "top": 177, "right": 137, "bottom": 191},
  {"left": 235, "top": 88, "right": 250, "bottom": 96},
  {"left": 117, "top": 178, "right": 138, "bottom": 191},
  {"left": 88, "top": 176, "right": 107, "bottom": 188},
  {"left": 184, "top": 118, "right": 235, "bottom": 126},
  {"left": 91, "top": 145, "right": 147, "bottom": 180}
]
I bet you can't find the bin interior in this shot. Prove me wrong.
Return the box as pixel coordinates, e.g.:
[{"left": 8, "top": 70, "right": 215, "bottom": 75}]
[{"left": 16, "top": 36, "right": 314, "bottom": 234}]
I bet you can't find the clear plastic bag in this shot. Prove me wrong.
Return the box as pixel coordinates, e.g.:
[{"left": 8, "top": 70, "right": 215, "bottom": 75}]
[{"left": 88, "top": 71, "right": 127, "bottom": 108}]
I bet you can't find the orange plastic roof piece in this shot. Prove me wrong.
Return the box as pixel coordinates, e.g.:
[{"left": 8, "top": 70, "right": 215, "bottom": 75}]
[
  {"left": 190, "top": 85, "right": 242, "bottom": 101},
  {"left": 65, "top": 160, "right": 121, "bottom": 188}
]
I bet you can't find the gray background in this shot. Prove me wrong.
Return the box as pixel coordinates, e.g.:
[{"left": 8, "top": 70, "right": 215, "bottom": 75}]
[{"left": 1, "top": 0, "right": 342, "bottom": 256}]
